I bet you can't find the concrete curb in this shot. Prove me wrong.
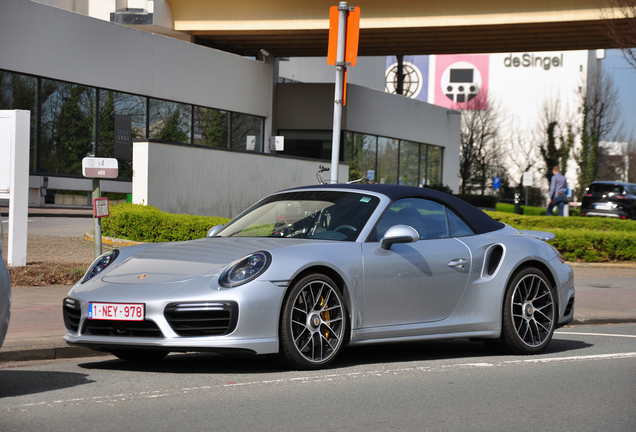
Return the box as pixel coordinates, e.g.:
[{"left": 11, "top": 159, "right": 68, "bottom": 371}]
[
  {"left": 83, "top": 231, "right": 145, "bottom": 248},
  {"left": 0, "top": 346, "right": 109, "bottom": 362}
]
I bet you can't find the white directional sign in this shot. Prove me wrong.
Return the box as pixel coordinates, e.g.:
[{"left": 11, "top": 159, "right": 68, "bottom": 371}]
[
  {"left": 82, "top": 157, "right": 118, "bottom": 179},
  {"left": 522, "top": 171, "right": 533, "bottom": 187}
]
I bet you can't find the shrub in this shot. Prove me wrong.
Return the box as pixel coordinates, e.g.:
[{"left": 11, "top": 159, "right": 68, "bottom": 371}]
[{"left": 102, "top": 203, "right": 230, "bottom": 242}]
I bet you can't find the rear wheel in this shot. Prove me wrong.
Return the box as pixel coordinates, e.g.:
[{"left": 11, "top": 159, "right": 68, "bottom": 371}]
[
  {"left": 487, "top": 267, "right": 556, "bottom": 354},
  {"left": 280, "top": 274, "right": 347, "bottom": 369},
  {"left": 110, "top": 349, "right": 169, "bottom": 362}
]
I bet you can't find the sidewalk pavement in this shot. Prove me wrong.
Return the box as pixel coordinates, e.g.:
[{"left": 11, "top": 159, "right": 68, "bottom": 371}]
[{"left": 2, "top": 270, "right": 635, "bottom": 363}]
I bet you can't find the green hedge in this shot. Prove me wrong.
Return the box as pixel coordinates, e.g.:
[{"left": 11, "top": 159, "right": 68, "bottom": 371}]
[
  {"left": 102, "top": 203, "right": 230, "bottom": 242},
  {"left": 495, "top": 202, "right": 581, "bottom": 217},
  {"left": 487, "top": 211, "right": 636, "bottom": 262},
  {"left": 101, "top": 203, "right": 636, "bottom": 263}
]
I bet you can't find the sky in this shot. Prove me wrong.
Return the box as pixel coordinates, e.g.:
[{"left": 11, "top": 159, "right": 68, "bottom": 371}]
[{"left": 604, "top": 49, "right": 636, "bottom": 141}]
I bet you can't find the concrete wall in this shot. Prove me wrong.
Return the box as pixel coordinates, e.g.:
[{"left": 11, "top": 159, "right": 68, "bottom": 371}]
[
  {"left": 276, "top": 83, "right": 461, "bottom": 192},
  {"left": 279, "top": 57, "right": 387, "bottom": 91},
  {"left": 132, "top": 141, "right": 349, "bottom": 218}
]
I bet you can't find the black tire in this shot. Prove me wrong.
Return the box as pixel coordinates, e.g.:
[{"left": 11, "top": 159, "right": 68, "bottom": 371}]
[
  {"left": 280, "top": 273, "right": 347, "bottom": 369},
  {"left": 495, "top": 267, "right": 556, "bottom": 354},
  {"left": 110, "top": 349, "right": 170, "bottom": 362}
]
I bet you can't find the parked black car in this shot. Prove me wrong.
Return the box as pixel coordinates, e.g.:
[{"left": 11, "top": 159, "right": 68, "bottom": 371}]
[{"left": 580, "top": 181, "right": 636, "bottom": 220}]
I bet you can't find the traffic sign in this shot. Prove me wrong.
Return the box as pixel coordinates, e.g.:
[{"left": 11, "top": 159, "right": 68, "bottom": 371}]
[
  {"left": 327, "top": 5, "right": 360, "bottom": 66},
  {"left": 94, "top": 197, "right": 110, "bottom": 218},
  {"left": 82, "top": 157, "right": 118, "bottom": 179},
  {"left": 493, "top": 177, "right": 501, "bottom": 190}
]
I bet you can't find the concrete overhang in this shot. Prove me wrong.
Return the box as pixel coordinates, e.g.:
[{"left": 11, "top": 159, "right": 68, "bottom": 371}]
[{"left": 166, "top": 0, "right": 633, "bottom": 57}]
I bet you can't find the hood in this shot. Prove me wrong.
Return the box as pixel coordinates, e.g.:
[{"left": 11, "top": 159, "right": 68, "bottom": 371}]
[{"left": 100, "top": 237, "right": 316, "bottom": 285}]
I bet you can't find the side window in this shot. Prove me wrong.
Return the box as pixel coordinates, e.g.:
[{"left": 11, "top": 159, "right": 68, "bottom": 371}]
[
  {"left": 447, "top": 208, "right": 474, "bottom": 237},
  {"left": 371, "top": 198, "right": 449, "bottom": 241}
]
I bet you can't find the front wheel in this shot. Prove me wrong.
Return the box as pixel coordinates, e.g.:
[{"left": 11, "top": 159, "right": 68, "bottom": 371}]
[{"left": 280, "top": 274, "right": 347, "bottom": 369}]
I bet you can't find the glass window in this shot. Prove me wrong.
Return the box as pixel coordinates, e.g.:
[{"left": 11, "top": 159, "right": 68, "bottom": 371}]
[
  {"left": 352, "top": 133, "right": 377, "bottom": 181},
  {"left": 231, "top": 112, "right": 263, "bottom": 151},
  {"left": 399, "top": 141, "right": 420, "bottom": 186},
  {"left": 149, "top": 99, "right": 191, "bottom": 144},
  {"left": 427, "top": 145, "right": 442, "bottom": 186},
  {"left": 98, "top": 90, "right": 147, "bottom": 179},
  {"left": 216, "top": 191, "right": 380, "bottom": 242},
  {"left": 447, "top": 209, "right": 474, "bottom": 237},
  {"left": 278, "top": 130, "right": 332, "bottom": 159},
  {"left": 0, "top": 71, "right": 38, "bottom": 171},
  {"left": 193, "top": 106, "right": 229, "bottom": 147},
  {"left": 39, "top": 79, "right": 96, "bottom": 176},
  {"left": 377, "top": 137, "right": 398, "bottom": 184},
  {"left": 371, "top": 198, "right": 449, "bottom": 241}
]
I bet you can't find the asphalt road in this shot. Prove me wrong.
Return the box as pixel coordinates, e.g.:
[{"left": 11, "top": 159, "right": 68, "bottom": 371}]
[{"left": 1, "top": 324, "right": 635, "bottom": 432}]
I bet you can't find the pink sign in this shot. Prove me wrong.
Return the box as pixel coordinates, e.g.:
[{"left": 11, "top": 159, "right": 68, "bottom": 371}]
[{"left": 434, "top": 54, "right": 489, "bottom": 110}]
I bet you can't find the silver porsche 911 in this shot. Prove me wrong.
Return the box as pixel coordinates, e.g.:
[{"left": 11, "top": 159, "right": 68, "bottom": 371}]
[{"left": 64, "top": 184, "right": 575, "bottom": 369}]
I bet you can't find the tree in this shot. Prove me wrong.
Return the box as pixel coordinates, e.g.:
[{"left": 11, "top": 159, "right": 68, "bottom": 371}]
[
  {"left": 459, "top": 94, "right": 503, "bottom": 195},
  {"left": 536, "top": 98, "right": 574, "bottom": 189},
  {"left": 602, "top": 0, "right": 636, "bottom": 70},
  {"left": 576, "top": 68, "right": 622, "bottom": 193}
]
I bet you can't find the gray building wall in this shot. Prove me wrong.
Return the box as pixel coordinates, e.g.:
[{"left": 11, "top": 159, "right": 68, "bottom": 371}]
[
  {"left": 277, "top": 83, "right": 461, "bottom": 192},
  {"left": 132, "top": 141, "right": 349, "bottom": 218},
  {"left": 1, "top": 0, "right": 273, "bottom": 119},
  {"left": 279, "top": 57, "right": 387, "bottom": 91}
]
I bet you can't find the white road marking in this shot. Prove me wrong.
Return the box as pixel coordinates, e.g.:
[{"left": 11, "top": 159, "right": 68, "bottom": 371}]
[
  {"left": 555, "top": 331, "right": 636, "bottom": 338},
  {"left": 5, "top": 352, "right": 635, "bottom": 412}
]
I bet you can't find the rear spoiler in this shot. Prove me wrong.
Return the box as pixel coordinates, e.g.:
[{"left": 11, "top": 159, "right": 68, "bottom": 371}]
[{"left": 518, "top": 230, "right": 555, "bottom": 242}]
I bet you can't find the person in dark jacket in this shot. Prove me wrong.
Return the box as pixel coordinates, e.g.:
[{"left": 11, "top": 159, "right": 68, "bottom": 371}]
[{"left": 547, "top": 165, "right": 568, "bottom": 216}]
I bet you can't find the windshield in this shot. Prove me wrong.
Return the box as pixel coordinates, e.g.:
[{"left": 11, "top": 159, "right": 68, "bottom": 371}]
[{"left": 216, "top": 191, "right": 380, "bottom": 241}]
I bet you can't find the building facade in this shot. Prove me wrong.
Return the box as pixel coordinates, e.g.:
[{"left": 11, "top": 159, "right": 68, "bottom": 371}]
[{"left": 1, "top": 0, "right": 460, "bottom": 216}]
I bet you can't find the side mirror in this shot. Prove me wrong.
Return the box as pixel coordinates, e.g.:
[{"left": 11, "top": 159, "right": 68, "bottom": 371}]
[
  {"left": 206, "top": 225, "right": 224, "bottom": 238},
  {"left": 380, "top": 225, "right": 419, "bottom": 250}
]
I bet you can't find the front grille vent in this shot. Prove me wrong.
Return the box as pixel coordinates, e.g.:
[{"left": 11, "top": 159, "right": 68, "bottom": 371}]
[
  {"left": 81, "top": 319, "right": 164, "bottom": 338},
  {"left": 63, "top": 298, "right": 81, "bottom": 333},
  {"left": 164, "top": 301, "right": 238, "bottom": 337}
]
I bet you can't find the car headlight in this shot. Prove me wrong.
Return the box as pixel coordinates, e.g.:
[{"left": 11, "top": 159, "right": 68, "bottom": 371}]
[
  {"left": 81, "top": 250, "right": 119, "bottom": 284},
  {"left": 219, "top": 251, "right": 271, "bottom": 288}
]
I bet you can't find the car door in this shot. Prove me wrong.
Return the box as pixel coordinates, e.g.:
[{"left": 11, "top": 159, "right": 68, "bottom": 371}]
[{"left": 361, "top": 198, "right": 472, "bottom": 327}]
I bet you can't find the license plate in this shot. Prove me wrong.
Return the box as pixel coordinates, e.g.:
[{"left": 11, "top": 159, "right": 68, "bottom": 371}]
[
  {"left": 595, "top": 203, "right": 612, "bottom": 210},
  {"left": 88, "top": 302, "right": 145, "bottom": 321}
]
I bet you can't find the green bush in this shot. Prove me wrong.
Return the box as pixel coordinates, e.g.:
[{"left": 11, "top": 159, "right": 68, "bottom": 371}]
[
  {"left": 100, "top": 203, "right": 636, "bottom": 263},
  {"left": 486, "top": 211, "right": 636, "bottom": 262},
  {"left": 102, "top": 203, "right": 230, "bottom": 242},
  {"left": 495, "top": 202, "right": 581, "bottom": 217},
  {"left": 487, "top": 211, "right": 636, "bottom": 232}
]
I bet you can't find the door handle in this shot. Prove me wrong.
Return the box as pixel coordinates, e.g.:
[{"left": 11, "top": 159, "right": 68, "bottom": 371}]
[{"left": 448, "top": 258, "right": 469, "bottom": 269}]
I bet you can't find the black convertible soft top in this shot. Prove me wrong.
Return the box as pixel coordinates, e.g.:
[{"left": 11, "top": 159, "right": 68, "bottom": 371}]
[{"left": 289, "top": 183, "right": 505, "bottom": 235}]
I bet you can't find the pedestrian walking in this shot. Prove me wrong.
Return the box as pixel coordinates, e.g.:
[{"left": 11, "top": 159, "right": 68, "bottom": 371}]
[{"left": 547, "top": 165, "right": 568, "bottom": 216}]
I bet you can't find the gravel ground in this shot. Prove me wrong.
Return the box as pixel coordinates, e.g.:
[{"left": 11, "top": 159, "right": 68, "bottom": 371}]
[{"left": 3, "top": 233, "right": 113, "bottom": 266}]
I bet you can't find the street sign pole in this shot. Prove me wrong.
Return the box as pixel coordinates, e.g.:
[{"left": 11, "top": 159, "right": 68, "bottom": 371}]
[
  {"left": 82, "top": 157, "right": 118, "bottom": 259},
  {"left": 330, "top": 2, "right": 348, "bottom": 184},
  {"left": 92, "top": 178, "right": 102, "bottom": 259}
]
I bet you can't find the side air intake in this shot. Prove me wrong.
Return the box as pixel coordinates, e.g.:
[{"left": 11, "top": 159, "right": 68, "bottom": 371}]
[{"left": 483, "top": 244, "right": 505, "bottom": 279}]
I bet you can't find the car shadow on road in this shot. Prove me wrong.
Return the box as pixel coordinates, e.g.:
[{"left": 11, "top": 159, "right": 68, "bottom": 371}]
[
  {"left": 0, "top": 370, "right": 95, "bottom": 398},
  {"left": 76, "top": 337, "right": 592, "bottom": 374}
]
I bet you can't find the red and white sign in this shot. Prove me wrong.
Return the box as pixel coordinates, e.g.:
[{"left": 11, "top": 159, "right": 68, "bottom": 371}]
[
  {"left": 82, "top": 157, "right": 118, "bottom": 178},
  {"left": 88, "top": 302, "right": 145, "bottom": 321},
  {"left": 94, "top": 197, "right": 110, "bottom": 218}
]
